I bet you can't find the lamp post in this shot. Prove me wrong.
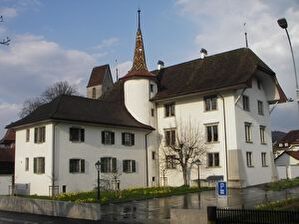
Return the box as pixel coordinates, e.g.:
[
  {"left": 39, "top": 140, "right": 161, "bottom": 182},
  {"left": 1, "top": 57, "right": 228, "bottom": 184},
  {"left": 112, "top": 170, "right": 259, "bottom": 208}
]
[
  {"left": 95, "top": 160, "right": 101, "bottom": 202},
  {"left": 195, "top": 159, "right": 202, "bottom": 188},
  {"left": 277, "top": 18, "right": 299, "bottom": 102}
]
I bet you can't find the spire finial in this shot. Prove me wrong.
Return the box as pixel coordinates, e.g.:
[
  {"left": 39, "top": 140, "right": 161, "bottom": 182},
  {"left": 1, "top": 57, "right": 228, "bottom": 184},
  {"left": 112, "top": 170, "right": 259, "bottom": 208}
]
[{"left": 137, "top": 8, "right": 141, "bottom": 31}]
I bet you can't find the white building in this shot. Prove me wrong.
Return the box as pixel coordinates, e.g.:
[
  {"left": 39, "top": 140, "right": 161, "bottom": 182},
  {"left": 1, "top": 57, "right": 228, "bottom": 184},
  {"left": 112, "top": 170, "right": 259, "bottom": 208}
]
[{"left": 7, "top": 11, "right": 287, "bottom": 195}]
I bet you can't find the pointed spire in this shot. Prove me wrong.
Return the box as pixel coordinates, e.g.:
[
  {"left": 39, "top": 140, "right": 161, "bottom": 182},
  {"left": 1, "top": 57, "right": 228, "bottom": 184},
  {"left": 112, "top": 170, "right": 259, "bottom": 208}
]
[{"left": 130, "top": 9, "right": 148, "bottom": 72}]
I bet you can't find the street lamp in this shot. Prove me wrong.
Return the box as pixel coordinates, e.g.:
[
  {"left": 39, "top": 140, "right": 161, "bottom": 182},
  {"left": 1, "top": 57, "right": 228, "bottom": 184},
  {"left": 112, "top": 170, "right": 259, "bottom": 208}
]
[
  {"left": 277, "top": 18, "right": 299, "bottom": 102},
  {"left": 95, "top": 160, "right": 101, "bottom": 202},
  {"left": 195, "top": 159, "right": 202, "bottom": 188}
]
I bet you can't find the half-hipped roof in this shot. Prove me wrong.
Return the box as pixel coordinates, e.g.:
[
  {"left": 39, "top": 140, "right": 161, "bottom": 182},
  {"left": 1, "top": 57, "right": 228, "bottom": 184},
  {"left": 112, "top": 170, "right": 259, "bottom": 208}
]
[
  {"left": 151, "top": 48, "right": 287, "bottom": 102},
  {"left": 86, "top": 64, "right": 111, "bottom": 87}
]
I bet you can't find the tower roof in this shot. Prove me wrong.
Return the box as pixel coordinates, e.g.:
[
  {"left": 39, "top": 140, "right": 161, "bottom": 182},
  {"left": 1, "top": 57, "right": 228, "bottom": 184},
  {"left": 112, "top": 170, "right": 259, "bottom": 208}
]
[{"left": 121, "top": 10, "right": 155, "bottom": 81}]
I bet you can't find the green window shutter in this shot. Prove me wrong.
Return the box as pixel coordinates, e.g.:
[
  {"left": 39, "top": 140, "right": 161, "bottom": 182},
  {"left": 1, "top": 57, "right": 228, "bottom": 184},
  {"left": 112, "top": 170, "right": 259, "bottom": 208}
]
[
  {"left": 81, "top": 159, "right": 85, "bottom": 173},
  {"left": 34, "top": 128, "right": 38, "bottom": 143},
  {"left": 33, "top": 158, "right": 37, "bottom": 173},
  {"left": 112, "top": 158, "right": 117, "bottom": 172},
  {"left": 111, "top": 132, "right": 115, "bottom": 144},
  {"left": 123, "top": 160, "right": 126, "bottom": 172},
  {"left": 100, "top": 157, "right": 105, "bottom": 172},
  {"left": 122, "top": 133, "right": 125, "bottom": 145},
  {"left": 80, "top": 129, "right": 85, "bottom": 142},
  {"left": 131, "top": 134, "right": 135, "bottom": 146},
  {"left": 132, "top": 160, "right": 136, "bottom": 172},
  {"left": 101, "top": 131, "right": 105, "bottom": 144}
]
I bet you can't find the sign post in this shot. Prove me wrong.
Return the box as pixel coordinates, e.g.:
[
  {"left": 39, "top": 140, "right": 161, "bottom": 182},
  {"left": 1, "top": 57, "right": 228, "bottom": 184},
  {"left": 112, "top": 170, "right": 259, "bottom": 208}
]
[{"left": 217, "top": 181, "right": 227, "bottom": 197}]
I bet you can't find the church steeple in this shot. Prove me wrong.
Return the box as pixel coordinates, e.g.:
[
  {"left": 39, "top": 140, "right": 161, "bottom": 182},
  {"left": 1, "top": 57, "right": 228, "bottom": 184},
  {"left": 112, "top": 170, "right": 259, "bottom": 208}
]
[
  {"left": 130, "top": 9, "right": 148, "bottom": 72},
  {"left": 121, "top": 9, "right": 155, "bottom": 80}
]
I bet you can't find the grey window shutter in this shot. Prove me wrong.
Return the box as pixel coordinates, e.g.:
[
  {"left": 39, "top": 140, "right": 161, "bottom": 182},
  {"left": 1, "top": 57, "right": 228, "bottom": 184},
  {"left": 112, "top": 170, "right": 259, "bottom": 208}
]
[
  {"left": 80, "top": 129, "right": 85, "bottom": 142},
  {"left": 131, "top": 134, "right": 135, "bottom": 146},
  {"left": 81, "top": 159, "right": 85, "bottom": 172},
  {"left": 122, "top": 133, "right": 125, "bottom": 145},
  {"left": 132, "top": 160, "right": 136, "bottom": 172},
  {"left": 112, "top": 158, "right": 117, "bottom": 172},
  {"left": 111, "top": 132, "right": 115, "bottom": 144},
  {"left": 101, "top": 131, "right": 105, "bottom": 144}
]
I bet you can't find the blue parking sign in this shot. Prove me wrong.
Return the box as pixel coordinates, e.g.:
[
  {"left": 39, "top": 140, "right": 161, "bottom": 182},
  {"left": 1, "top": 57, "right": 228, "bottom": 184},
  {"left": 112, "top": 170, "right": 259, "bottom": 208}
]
[{"left": 217, "top": 181, "right": 227, "bottom": 197}]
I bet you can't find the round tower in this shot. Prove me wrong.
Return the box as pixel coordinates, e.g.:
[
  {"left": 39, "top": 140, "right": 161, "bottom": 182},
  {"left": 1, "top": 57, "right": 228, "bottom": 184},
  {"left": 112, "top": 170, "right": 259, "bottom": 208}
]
[{"left": 121, "top": 10, "right": 157, "bottom": 127}]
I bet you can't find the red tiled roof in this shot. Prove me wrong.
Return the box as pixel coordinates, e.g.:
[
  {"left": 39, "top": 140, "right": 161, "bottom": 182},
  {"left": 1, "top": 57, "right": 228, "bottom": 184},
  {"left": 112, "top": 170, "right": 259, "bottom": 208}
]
[
  {"left": 86, "top": 65, "right": 110, "bottom": 87},
  {"left": 280, "top": 130, "right": 299, "bottom": 144},
  {"left": 286, "top": 151, "right": 299, "bottom": 160},
  {"left": 0, "top": 129, "right": 15, "bottom": 144}
]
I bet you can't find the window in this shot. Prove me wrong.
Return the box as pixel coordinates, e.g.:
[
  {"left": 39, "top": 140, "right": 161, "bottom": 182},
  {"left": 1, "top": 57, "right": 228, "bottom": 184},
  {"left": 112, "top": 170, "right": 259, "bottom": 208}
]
[
  {"left": 150, "top": 84, "right": 154, "bottom": 93},
  {"left": 92, "top": 87, "right": 96, "bottom": 99},
  {"left": 101, "top": 131, "right": 115, "bottom": 145},
  {"left": 152, "top": 151, "right": 156, "bottom": 160},
  {"left": 260, "top": 126, "right": 266, "bottom": 144},
  {"left": 34, "top": 127, "right": 45, "bottom": 143},
  {"left": 246, "top": 152, "right": 253, "bottom": 167},
  {"left": 62, "top": 185, "right": 66, "bottom": 193},
  {"left": 152, "top": 176, "right": 155, "bottom": 182},
  {"left": 245, "top": 122, "right": 252, "bottom": 143},
  {"left": 206, "top": 124, "right": 218, "bottom": 143},
  {"left": 164, "top": 103, "right": 175, "bottom": 117},
  {"left": 243, "top": 95, "right": 250, "bottom": 111},
  {"left": 165, "top": 129, "right": 176, "bottom": 146},
  {"left": 204, "top": 95, "right": 217, "bottom": 111},
  {"left": 123, "top": 160, "right": 136, "bottom": 173},
  {"left": 26, "top": 129, "right": 30, "bottom": 142},
  {"left": 261, "top": 152, "right": 267, "bottom": 167},
  {"left": 122, "top": 133, "right": 135, "bottom": 146},
  {"left": 33, "top": 157, "right": 45, "bottom": 174},
  {"left": 69, "top": 159, "right": 85, "bottom": 173},
  {"left": 166, "top": 155, "right": 176, "bottom": 169},
  {"left": 69, "top": 128, "right": 85, "bottom": 142},
  {"left": 25, "top": 157, "right": 29, "bottom": 171},
  {"left": 207, "top": 153, "right": 220, "bottom": 167},
  {"left": 258, "top": 100, "right": 264, "bottom": 115},
  {"left": 151, "top": 108, "right": 154, "bottom": 117},
  {"left": 101, "top": 157, "right": 117, "bottom": 173}
]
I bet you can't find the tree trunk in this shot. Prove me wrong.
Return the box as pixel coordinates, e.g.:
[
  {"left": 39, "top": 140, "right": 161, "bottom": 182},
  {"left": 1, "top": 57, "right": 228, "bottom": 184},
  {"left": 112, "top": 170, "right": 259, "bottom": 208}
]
[{"left": 182, "top": 166, "right": 189, "bottom": 186}]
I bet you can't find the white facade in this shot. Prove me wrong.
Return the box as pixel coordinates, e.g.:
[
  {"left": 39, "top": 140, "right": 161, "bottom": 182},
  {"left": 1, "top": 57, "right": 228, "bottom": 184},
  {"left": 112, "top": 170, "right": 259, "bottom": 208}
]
[
  {"left": 15, "top": 123, "right": 149, "bottom": 195},
  {"left": 156, "top": 77, "right": 276, "bottom": 188}
]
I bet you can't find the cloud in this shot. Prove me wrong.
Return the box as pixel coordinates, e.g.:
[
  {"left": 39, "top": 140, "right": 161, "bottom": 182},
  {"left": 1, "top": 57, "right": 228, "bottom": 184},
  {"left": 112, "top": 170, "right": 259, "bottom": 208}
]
[
  {"left": 175, "top": 0, "right": 299, "bottom": 131},
  {"left": 0, "top": 102, "right": 21, "bottom": 138},
  {"left": 0, "top": 33, "right": 97, "bottom": 135},
  {"left": 0, "top": 7, "right": 18, "bottom": 19},
  {"left": 95, "top": 37, "right": 119, "bottom": 50}
]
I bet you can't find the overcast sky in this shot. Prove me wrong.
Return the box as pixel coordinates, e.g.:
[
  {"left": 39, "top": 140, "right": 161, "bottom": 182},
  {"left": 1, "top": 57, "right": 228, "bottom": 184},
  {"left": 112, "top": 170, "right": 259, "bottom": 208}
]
[{"left": 0, "top": 0, "right": 299, "bottom": 138}]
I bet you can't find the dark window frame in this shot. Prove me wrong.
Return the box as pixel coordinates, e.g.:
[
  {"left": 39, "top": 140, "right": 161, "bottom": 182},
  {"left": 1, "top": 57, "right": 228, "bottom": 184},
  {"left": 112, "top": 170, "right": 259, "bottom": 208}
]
[
  {"left": 246, "top": 152, "right": 253, "bottom": 167},
  {"left": 206, "top": 124, "right": 219, "bottom": 143},
  {"left": 69, "top": 127, "right": 85, "bottom": 142},
  {"left": 69, "top": 159, "right": 85, "bottom": 173},
  {"left": 243, "top": 95, "right": 250, "bottom": 111},
  {"left": 245, "top": 122, "right": 252, "bottom": 143},
  {"left": 257, "top": 100, "right": 264, "bottom": 115},
  {"left": 101, "top": 157, "right": 117, "bottom": 173},
  {"left": 101, "top": 131, "right": 115, "bottom": 145},
  {"left": 33, "top": 157, "right": 45, "bottom": 174},
  {"left": 166, "top": 155, "right": 177, "bottom": 169},
  {"left": 122, "top": 132, "right": 135, "bottom": 146},
  {"left": 204, "top": 95, "right": 217, "bottom": 111},
  {"left": 34, "top": 126, "right": 46, "bottom": 143},
  {"left": 123, "top": 160, "right": 136, "bottom": 173},
  {"left": 165, "top": 129, "right": 176, "bottom": 146},
  {"left": 164, "top": 103, "right": 175, "bottom": 117},
  {"left": 207, "top": 152, "right": 220, "bottom": 167}
]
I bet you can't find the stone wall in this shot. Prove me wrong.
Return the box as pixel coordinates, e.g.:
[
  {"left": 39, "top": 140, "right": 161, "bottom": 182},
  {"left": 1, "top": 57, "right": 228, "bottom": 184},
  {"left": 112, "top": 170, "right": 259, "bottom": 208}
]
[{"left": 0, "top": 196, "right": 101, "bottom": 220}]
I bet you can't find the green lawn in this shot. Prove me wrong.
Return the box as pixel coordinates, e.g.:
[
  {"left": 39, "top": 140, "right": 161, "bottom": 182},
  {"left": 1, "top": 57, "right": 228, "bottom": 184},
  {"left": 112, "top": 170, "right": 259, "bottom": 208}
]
[
  {"left": 256, "top": 197, "right": 299, "bottom": 210},
  {"left": 265, "top": 178, "right": 299, "bottom": 191},
  {"left": 24, "top": 186, "right": 212, "bottom": 204}
]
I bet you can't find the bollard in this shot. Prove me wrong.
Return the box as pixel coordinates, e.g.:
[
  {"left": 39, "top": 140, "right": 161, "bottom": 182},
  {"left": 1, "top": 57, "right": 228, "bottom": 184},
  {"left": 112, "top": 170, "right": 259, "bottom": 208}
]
[{"left": 207, "top": 206, "right": 217, "bottom": 224}]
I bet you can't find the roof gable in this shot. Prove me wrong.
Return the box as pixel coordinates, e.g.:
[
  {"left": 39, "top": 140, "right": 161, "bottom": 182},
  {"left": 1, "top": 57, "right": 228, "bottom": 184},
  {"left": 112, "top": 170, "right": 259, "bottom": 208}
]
[{"left": 87, "top": 64, "right": 111, "bottom": 87}]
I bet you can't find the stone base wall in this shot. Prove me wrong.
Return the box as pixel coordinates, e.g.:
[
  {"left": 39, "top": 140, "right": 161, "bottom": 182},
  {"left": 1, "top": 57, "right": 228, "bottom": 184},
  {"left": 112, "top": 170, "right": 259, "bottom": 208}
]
[{"left": 0, "top": 196, "right": 101, "bottom": 220}]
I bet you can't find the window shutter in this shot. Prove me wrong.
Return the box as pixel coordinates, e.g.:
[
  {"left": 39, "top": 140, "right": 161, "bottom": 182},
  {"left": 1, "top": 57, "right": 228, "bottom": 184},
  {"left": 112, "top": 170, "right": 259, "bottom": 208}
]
[
  {"left": 111, "top": 132, "right": 115, "bottom": 144},
  {"left": 122, "top": 133, "right": 125, "bottom": 145},
  {"left": 122, "top": 160, "right": 126, "bottom": 172},
  {"left": 81, "top": 159, "right": 85, "bottom": 173},
  {"left": 42, "top": 127, "right": 45, "bottom": 142},
  {"left": 34, "top": 158, "right": 37, "bottom": 173},
  {"left": 131, "top": 134, "right": 135, "bottom": 146},
  {"left": 69, "top": 128, "right": 73, "bottom": 141},
  {"left": 112, "top": 158, "right": 117, "bottom": 172},
  {"left": 80, "top": 129, "right": 85, "bottom": 142},
  {"left": 34, "top": 128, "right": 38, "bottom": 143},
  {"left": 132, "top": 160, "right": 136, "bottom": 172},
  {"left": 101, "top": 131, "right": 105, "bottom": 144},
  {"left": 100, "top": 157, "right": 105, "bottom": 172},
  {"left": 69, "top": 159, "right": 72, "bottom": 173}
]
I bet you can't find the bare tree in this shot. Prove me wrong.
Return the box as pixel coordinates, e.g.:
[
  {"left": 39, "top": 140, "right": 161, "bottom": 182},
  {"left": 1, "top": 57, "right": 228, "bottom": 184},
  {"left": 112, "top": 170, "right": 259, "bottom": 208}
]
[
  {"left": 0, "top": 16, "right": 11, "bottom": 46},
  {"left": 162, "top": 120, "right": 208, "bottom": 186},
  {"left": 19, "top": 81, "right": 78, "bottom": 118}
]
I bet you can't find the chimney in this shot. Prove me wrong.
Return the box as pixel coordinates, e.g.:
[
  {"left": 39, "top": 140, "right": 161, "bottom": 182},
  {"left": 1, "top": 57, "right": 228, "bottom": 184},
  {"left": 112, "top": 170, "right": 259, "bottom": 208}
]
[
  {"left": 157, "top": 60, "right": 165, "bottom": 70},
  {"left": 200, "top": 48, "right": 208, "bottom": 59}
]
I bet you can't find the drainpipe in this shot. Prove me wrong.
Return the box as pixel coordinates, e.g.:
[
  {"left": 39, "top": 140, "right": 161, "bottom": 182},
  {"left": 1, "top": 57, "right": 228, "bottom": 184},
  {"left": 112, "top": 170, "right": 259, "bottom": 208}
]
[
  {"left": 218, "top": 94, "right": 229, "bottom": 184},
  {"left": 145, "top": 131, "right": 152, "bottom": 187},
  {"left": 51, "top": 123, "right": 58, "bottom": 196}
]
